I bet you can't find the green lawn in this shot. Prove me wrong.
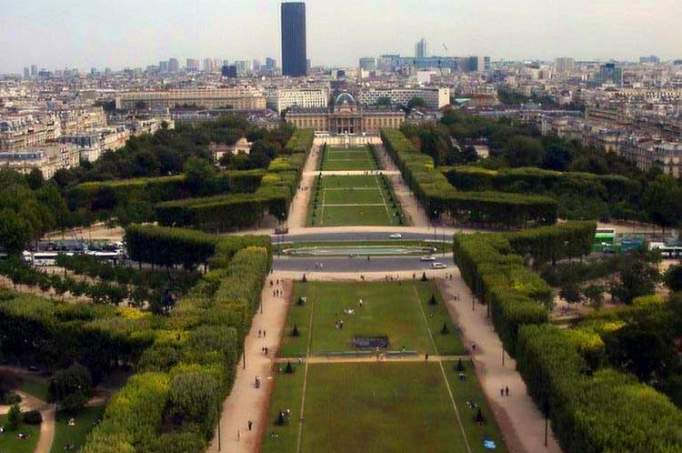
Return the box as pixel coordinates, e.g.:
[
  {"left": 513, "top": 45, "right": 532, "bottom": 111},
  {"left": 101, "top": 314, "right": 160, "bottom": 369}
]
[
  {"left": 309, "top": 175, "right": 403, "bottom": 227},
  {"left": 279, "top": 281, "right": 464, "bottom": 357},
  {"left": 321, "top": 146, "right": 377, "bottom": 171},
  {"left": 275, "top": 240, "right": 447, "bottom": 255},
  {"left": 0, "top": 414, "right": 40, "bottom": 453},
  {"left": 263, "top": 362, "right": 496, "bottom": 453},
  {"left": 51, "top": 405, "right": 105, "bottom": 453},
  {"left": 19, "top": 376, "right": 49, "bottom": 402}
]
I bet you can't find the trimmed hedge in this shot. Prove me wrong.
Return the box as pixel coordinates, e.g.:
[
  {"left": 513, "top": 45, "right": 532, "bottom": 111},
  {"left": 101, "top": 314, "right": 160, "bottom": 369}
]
[
  {"left": 68, "top": 170, "right": 265, "bottom": 213},
  {"left": 381, "top": 129, "right": 557, "bottom": 228},
  {"left": 444, "top": 165, "right": 641, "bottom": 204},
  {"left": 454, "top": 222, "right": 682, "bottom": 453},
  {"left": 284, "top": 129, "right": 314, "bottom": 154},
  {"left": 516, "top": 325, "right": 682, "bottom": 453}
]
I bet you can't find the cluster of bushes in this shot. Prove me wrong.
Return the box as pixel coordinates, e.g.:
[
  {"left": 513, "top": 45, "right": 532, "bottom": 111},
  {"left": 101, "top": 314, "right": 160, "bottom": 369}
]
[
  {"left": 454, "top": 222, "right": 682, "bottom": 451},
  {"left": 284, "top": 129, "right": 314, "bottom": 154},
  {"left": 83, "top": 226, "right": 271, "bottom": 452},
  {"left": 381, "top": 129, "right": 558, "bottom": 228},
  {"left": 0, "top": 257, "right": 138, "bottom": 305},
  {"left": 153, "top": 131, "right": 312, "bottom": 232},
  {"left": 1, "top": 224, "right": 272, "bottom": 452},
  {"left": 517, "top": 324, "right": 682, "bottom": 453},
  {"left": 444, "top": 166, "right": 641, "bottom": 221},
  {"left": 453, "top": 221, "right": 595, "bottom": 353},
  {"left": 55, "top": 254, "right": 201, "bottom": 294}
]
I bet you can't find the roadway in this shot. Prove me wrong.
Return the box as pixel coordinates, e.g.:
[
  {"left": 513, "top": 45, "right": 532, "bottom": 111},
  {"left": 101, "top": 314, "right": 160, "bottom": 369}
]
[{"left": 273, "top": 254, "right": 455, "bottom": 273}]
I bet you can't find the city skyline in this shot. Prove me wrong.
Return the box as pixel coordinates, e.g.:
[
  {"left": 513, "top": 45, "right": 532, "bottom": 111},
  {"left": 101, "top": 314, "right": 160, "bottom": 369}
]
[{"left": 2, "top": 0, "right": 682, "bottom": 73}]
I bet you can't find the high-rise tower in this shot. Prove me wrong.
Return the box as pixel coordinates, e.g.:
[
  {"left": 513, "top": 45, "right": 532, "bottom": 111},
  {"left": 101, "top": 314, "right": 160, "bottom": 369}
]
[{"left": 281, "top": 2, "right": 307, "bottom": 77}]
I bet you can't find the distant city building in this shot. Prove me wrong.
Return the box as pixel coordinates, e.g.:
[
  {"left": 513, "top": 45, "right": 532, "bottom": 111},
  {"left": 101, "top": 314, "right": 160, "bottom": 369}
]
[
  {"left": 222, "top": 65, "right": 238, "bottom": 78},
  {"left": 186, "top": 58, "right": 200, "bottom": 71},
  {"left": 281, "top": 2, "right": 307, "bottom": 77},
  {"left": 285, "top": 92, "right": 405, "bottom": 134},
  {"left": 0, "top": 143, "right": 80, "bottom": 179},
  {"left": 168, "top": 58, "right": 180, "bottom": 73},
  {"left": 23, "top": 67, "right": 30, "bottom": 79},
  {"left": 30, "top": 65, "right": 38, "bottom": 77},
  {"left": 598, "top": 63, "right": 623, "bottom": 87},
  {"left": 639, "top": 55, "right": 661, "bottom": 64},
  {"left": 267, "top": 88, "right": 329, "bottom": 114},
  {"left": 159, "top": 61, "right": 169, "bottom": 73},
  {"left": 555, "top": 57, "right": 575, "bottom": 74},
  {"left": 59, "top": 127, "right": 130, "bottom": 162},
  {"left": 115, "top": 88, "right": 267, "bottom": 111},
  {"left": 252, "top": 59, "right": 261, "bottom": 72},
  {"left": 203, "top": 58, "right": 215, "bottom": 73},
  {"left": 265, "top": 57, "right": 277, "bottom": 70},
  {"left": 415, "top": 38, "right": 428, "bottom": 59},
  {"left": 359, "top": 57, "right": 377, "bottom": 71},
  {"left": 358, "top": 87, "right": 451, "bottom": 109}
]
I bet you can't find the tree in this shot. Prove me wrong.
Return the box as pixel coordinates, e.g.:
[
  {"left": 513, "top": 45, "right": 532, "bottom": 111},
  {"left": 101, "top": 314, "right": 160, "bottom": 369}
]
[
  {"left": 7, "top": 404, "right": 21, "bottom": 430},
  {"left": 643, "top": 175, "right": 682, "bottom": 229},
  {"left": 583, "top": 285, "right": 605, "bottom": 309},
  {"left": 611, "top": 256, "right": 659, "bottom": 304},
  {"left": 664, "top": 265, "right": 682, "bottom": 292},
  {"left": 184, "top": 157, "right": 217, "bottom": 196},
  {"left": 542, "top": 144, "right": 573, "bottom": 171},
  {"left": 503, "top": 136, "right": 545, "bottom": 167},
  {"left": 559, "top": 284, "right": 582, "bottom": 304},
  {"left": 26, "top": 168, "right": 44, "bottom": 190},
  {"left": 376, "top": 96, "right": 392, "bottom": 107},
  {"left": 407, "top": 97, "right": 426, "bottom": 111},
  {"left": 48, "top": 362, "right": 93, "bottom": 412},
  {"left": 168, "top": 373, "right": 220, "bottom": 440},
  {"left": 0, "top": 209, "right": 32, "bottom": 255}
]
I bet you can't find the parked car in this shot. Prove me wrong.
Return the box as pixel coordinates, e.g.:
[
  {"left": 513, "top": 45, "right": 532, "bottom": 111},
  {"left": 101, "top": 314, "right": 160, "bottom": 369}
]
[
  {"left": 420, "top": 256, "right": 436, "bottom": 262},
  {"left": 389, "top": 233, "right": 402, "bottom": 239},
  {"left": 431, "top": 262, "right": 448, "bottom": 269}
]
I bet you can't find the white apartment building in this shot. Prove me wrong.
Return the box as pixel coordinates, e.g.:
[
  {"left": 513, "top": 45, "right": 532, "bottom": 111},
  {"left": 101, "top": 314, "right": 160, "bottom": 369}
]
[
  {"left": 0, "top": 114, "right": 61, "bottom": 151},
  {"left": 60, "top": 126, "right": 130, "bottom": 162},
  {"left": 358, "top": 87, "right": 451, "bottom": 110},
  {"left": 0, "top": 143, "right": 79, "bottom": 179},
  {"left": 266, "top": 88, "right": 329, "bottom": 114},
  {"left": 115, "top": 88, "right": 267, "bottom": 111}
]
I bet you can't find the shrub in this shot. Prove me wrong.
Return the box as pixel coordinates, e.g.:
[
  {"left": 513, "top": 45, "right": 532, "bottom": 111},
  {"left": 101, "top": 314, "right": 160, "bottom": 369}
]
[
  {"left": 22, "top": 410, "right": 43, "bottom": 425},
  {"left": 48, "top": 362, "right": 93, "bottom": 412},
  {"left": 7, "top": 404, "right": 21, "bottom": 430},
  {"left": 168, "top": 373, "right": 220, "bottom": 440}
]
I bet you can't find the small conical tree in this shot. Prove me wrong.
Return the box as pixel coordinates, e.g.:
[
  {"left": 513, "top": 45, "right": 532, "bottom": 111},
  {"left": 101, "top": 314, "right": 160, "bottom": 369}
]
[
  {"left": 301, "top": 274, "right": 307, "bottom": 283},
  {"left": 291, "top": 324, "right": 300, "bottom": 337},
  {"left": 475, "top": 407, "right": 485, "bottom": 424},
  {"left": 455, "top": 358, "right": 465, "bottom": 372},
  {"left": 285, "top": 361, "right": 294, "bottom": 374},
  {"left": 429, "top": 294, "right": 437, "bottom": 305},
  {"left": 440, "top": 323, "right": 449, "bottom": 335},
  {"left": 275, "top": 411, "right": 286, "bottom": 426},
  {"left": 297, "top": 297, "right": 305, "bottom": 306},
  {"left": 421, "top": 272, "right": 428, "bottom": 282},
  {"left": 7, "top": 404, "right": 21, "bottom": 430}
]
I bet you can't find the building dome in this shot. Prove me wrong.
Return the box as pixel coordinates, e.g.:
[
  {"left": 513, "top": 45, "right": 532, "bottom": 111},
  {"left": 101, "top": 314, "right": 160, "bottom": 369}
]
[{"left": 334, "top": 92, "right": 356, "bottom": 106}]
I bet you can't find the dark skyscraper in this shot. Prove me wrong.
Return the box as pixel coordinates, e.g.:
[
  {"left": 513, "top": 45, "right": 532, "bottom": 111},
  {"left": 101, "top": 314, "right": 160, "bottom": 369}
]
[{"left": 281, "top": 2, "right": 307, "bottom": 77}]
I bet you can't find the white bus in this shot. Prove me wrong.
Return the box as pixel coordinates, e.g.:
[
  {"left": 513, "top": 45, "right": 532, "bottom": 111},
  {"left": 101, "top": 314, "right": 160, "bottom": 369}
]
[{"left": 22, "top": 252, "right": 62, "bottom": 266}]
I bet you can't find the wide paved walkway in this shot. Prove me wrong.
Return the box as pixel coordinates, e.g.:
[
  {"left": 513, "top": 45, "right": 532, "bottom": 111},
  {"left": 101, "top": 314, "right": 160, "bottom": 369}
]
[
  {"left": 287, "top": 145, "right": 322, "bottom": 229},
  {"left": 438, "top": 272, "right": 562, "bottom": 453},
  {"left": 208, "top": 274, "right": 292, "bottom": 453}
]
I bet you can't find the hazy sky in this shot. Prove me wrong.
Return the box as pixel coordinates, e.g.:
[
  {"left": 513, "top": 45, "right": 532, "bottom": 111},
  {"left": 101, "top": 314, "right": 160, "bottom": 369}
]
[{"left": 2, "top": 0, "right": 681, "bottom": 73}]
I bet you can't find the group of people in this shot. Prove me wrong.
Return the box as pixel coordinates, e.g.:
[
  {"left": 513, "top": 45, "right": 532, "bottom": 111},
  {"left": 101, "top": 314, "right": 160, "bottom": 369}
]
[
  {"left": 334, "top": 319, "right": 345, "bottom": 329},
  {"left": 500, "top": 386, "right": 510, "bottom": 397},
  {"left": 270, "top": 279, "right": 284, "bottom": 298}
]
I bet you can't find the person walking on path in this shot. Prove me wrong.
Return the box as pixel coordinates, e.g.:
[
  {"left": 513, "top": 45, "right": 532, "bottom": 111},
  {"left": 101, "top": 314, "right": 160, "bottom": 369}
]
[
  {"left": 505, "top": 386, "right": 510, "bottom": 397},
  {"left": 248, "top": 420, "right": 253, "bottom": 431}
]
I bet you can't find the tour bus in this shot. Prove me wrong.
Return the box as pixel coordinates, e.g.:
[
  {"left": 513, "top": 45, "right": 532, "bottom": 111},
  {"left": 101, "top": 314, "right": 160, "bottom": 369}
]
[
  {"left": 648, "top": 242, "right": 682, "bottom": 258},
  {"left": 592, "top": 228, "right": 616, "bottom": 253},
  {"left": 22, "top": 251, "right": 63, "bottom": 266}
]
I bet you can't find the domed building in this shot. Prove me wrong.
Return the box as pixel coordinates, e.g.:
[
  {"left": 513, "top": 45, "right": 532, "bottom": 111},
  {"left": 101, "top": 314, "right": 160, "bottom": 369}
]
[{"left": 285, "top": 91, "right": 404, "bottom": 134}]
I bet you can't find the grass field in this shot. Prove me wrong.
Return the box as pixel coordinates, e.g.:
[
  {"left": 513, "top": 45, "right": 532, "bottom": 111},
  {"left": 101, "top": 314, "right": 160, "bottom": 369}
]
[
  {"left": 308, "top": 175, "right": 403, "bottom": 227},
  {"left": 320, "top": 146, "right": 378, "bottom": 171},
  {"left": 279, "top": 281, "right": 465, "bottom": 357},
  {"left": 51, "top": 405, "right": 105, "bottom": 453},
  {"left": 262, "top": 362, "right": 507, "bottom": 453},
  {"left": 275, "top": 240, "right": 448, "bottom": 255},
  {"left": 19, "top": 376, "right": 49, "bottom": 402},
  {"left": 0, "top": 414, "right": 40, "bottom": 453}
]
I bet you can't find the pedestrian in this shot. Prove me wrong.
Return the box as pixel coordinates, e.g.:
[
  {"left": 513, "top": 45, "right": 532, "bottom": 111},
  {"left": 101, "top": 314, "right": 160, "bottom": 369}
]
[
  {"left": 263, "top": 330, "right": 266, "bottom": 337},
  {"left": 505, "top": 386, "right": 509, "bottom": 397},
  {"left": 265, "top": 347, "right": 269, "bottom": 355},
  {"left": 258, "top": 329, "right": 262, "bottom": 337},
  {"left": 500, "top": 388, "right": 504, "bottom": 397},
  {"left": 425, "top": 353, "right": 429, "bottom": 361},
  {"left": 237, "top": 429, "right": 240, "bottom": 441},
  {"left": 248, "top": 420, "right": 253, "bottom": 431}
]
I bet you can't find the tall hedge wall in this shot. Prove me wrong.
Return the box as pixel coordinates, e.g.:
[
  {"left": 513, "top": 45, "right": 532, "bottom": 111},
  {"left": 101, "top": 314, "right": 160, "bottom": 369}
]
[
  {"left": 381, "top": 129, "right": 557, "bottom": 228},
  {"left": 453, "top": 222, "right": 682, "bottom": 452},
  {"left": 68, "top": 170, "right": 265, "bottom": 213},
  {"left": 444, "top": 165, "right": 641, "bottom": 203}
]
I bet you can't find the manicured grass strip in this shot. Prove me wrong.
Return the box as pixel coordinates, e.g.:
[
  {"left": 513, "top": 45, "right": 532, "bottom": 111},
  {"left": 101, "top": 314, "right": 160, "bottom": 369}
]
[
  {"left": 0, "top": 414, "right": 40, "bottom": 453},
  {"left": 321, "top": 146, "right": 378, "bottom": 172},
  {"left": 51, "top": 405, "right": 105, "bottom": 453},
  {"left": 444, "top": 361, "right": 509, "bottom": 453},
  {"left": 280, "top": 282, "right": 463, "bottom": 357}
]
